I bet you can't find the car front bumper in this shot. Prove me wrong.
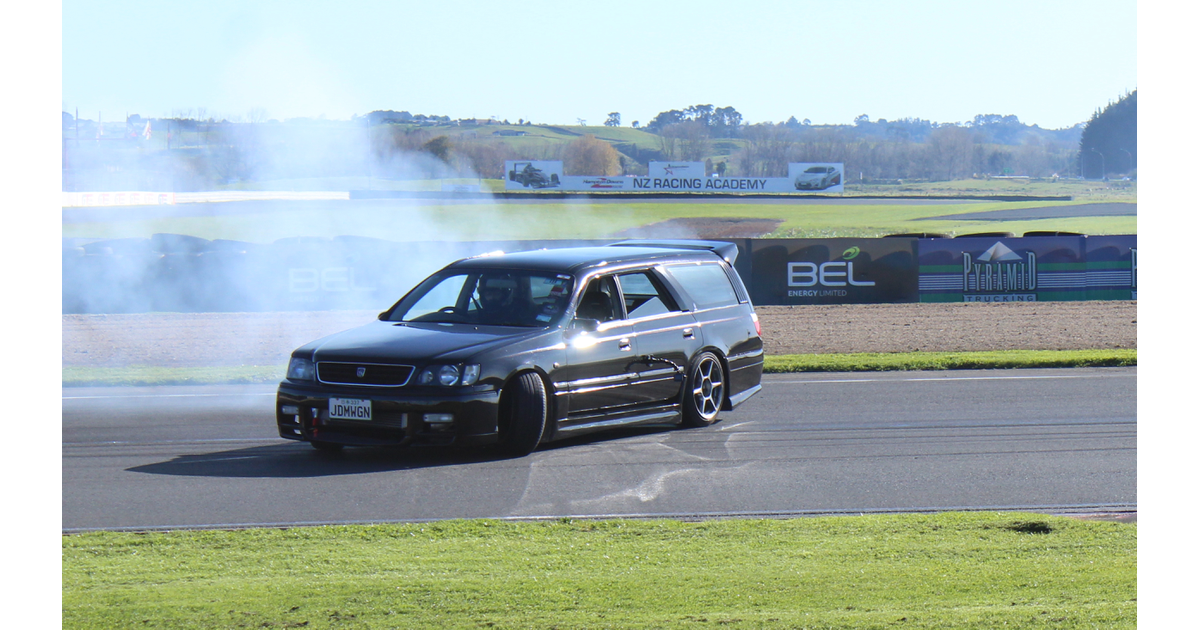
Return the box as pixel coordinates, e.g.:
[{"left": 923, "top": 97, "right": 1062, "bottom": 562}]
[{"left": 276, "top": 381, "right": 502, "bottom": 447}]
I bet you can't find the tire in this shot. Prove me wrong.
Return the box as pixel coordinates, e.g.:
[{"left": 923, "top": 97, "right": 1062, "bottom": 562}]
[
  {"left": 682, "top": 351, "right": 725, "bottom": 427},
  {"left": 310, "top": 440, "right": 344, "bottom": 452},
  {"left": 497, "top": 372, "right": 548, "bottom": 456}
]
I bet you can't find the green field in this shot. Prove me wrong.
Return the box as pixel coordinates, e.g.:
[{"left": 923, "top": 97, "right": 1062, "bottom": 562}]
[
  {"left": 63, "top": 513, "right": 1136, "bottom": 629},
  {"left": 62, "top": 195, "right": 1135, "bottom": 243},
  {"left": 61, "top": 350, "right": 1136, "bottom": 387}
]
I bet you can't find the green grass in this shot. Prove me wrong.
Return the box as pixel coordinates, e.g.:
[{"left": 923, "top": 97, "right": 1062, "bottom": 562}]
[
  {"left": 763, "top": 349, "right": 1137, "bottom": 373},
  {"left": 62, "top": 513, "right": 1136, "bottom": 629},
  {"left": 62, "top": 350, "right": 1134, "bottom": 387},
  {"left": 62, "top": 366, "right": 285, "bottom": 387},
  {"left": 61, "top": 196, "right": 1136, "bottom": 243}
]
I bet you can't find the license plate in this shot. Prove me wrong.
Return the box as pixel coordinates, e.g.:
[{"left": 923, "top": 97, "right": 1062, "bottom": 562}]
[{"left": 329, "top": 398, "right": 372, "bottom": 421}]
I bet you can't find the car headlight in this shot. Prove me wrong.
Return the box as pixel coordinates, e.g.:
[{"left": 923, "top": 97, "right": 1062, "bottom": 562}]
[
  {"left": 438, "top": 364, "right": 460, "bottom": 386},
  {"left": 417, "top": 364, "right": 480, "bottom": 386},
  {"left": 287, "top": 357, "right": 315, "bottom": 381}
]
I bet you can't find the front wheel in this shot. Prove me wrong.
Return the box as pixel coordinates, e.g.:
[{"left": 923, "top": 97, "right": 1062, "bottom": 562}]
[
  {"left": 497, "top": 372, "right": 548, "bottom": 456},
  {"left": 682, "top": 352, "right": 725, "bottom": 427}
]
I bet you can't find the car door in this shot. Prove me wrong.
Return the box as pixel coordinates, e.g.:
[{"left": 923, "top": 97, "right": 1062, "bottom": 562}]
[
  {"left": 559, "top": 275, "right": 641, "bottom": 420},
  {"left": 616, "top": 268, "right": 698, "bottom": 406}
]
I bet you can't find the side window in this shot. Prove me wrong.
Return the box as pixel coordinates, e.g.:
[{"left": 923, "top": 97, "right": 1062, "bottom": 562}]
[
  {"left": 576, "top": 276, "right": 622, "bottom": 322},
  {"left": 664, "top": 263, "right": 741, "bottom": 310},
  {"left": 616, "top": 271, "right": 680, "bottom": 319}
]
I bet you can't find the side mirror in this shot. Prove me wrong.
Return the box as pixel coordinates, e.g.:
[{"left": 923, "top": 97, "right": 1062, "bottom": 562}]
[
  {"left": 566, "top": 318, "right": 602, "bottom": 346},
  {"left": 378, "top": 311, "right": 390, "bottom": 321},
  {"left": 571, "top": 318, "right": 600, "bottom": 332},
  {"left": 565, "top": 318, "right": 600, "bottom": 339}
]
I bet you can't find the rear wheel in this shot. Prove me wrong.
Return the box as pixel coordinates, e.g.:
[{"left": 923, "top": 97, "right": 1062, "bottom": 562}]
[
  {"left": 497, "top": 372, "right": 548, "bottom": 456},
  {"left": 682, "top": 352, "right": 725, "bottom": 427}
]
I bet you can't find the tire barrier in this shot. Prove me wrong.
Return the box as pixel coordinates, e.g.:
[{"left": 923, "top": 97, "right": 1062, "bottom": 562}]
[{"left": 61, "top": 234, "right": 1136, "bottom": 314}]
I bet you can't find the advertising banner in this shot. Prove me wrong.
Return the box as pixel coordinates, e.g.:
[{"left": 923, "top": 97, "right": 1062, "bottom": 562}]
[
  {"left": 918, "top": 236, "right": 1088, "bottom": 302},
  {"left": 503, "top": 160, "right": 845, "bottom": 194},
  {"left": 649, "top": 161, "right": 706, "bottom": 178},
  {"left": 558, "top": 176, "right": 636, "bottom": 191},
  {"left": 504, "top": 161, "right": 563, "bottom": 190},
  {"left": 748, "top": 238, "right": 919, "bottom": 305},
  {"left": 62, "top": 235, "right": 1137, "bottom": 313},
  {"left": 788, "top": 163, "right": 845, "bottom": 193},
  {"left": 1085, "top": 235, "right": 1137, "bottom": 300}
]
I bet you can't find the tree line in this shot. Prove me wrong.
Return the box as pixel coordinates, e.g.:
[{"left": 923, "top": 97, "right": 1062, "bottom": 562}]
[
  {"left": 62, "top": 97, "right": 1131, "bottom": 191},
  {"left": 1077, "top": 90, "right": 1136, "bottom": 179}
]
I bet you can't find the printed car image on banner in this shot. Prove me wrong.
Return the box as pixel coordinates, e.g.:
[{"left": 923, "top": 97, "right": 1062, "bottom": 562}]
[
  {"left": 505, "top": 161, "right": 563, "bottom": 189},
  {"left": 1084, "top": 235, "right": 1137, "bottom": 300},
  {"left": 918, "top": 236, "right": 1088, "bottom": 302},
  {"left": 749, "top": 238, "right": 919, "bottom": 305},
  {"left": 788, "top": 163, "right": 845, "bottom": 193}
]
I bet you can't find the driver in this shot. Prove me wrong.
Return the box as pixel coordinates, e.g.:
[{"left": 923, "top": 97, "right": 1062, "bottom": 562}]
[{"left": 478, "top": 276, "right": 526, "bottom": 324}]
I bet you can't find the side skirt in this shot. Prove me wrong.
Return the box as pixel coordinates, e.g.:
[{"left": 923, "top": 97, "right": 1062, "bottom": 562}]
[
  {"left": 556, "top": 404, "right": 681, "bottom": 437},
  {"left": 727, "top": 383, "right": 762, "bottom": 409}
]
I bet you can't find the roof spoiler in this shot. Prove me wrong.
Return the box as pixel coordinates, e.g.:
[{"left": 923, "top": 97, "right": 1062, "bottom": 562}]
[{"left": 607, "top": 239, "right": 741, "bottom": 265}]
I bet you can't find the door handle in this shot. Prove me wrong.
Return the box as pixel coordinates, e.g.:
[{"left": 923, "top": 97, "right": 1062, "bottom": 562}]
[
  {"left": 683, "top": 328, "right": 694, "bottom": 339},
  {"left": 619, "top": 338, "right": 632, "bottom": 351}
]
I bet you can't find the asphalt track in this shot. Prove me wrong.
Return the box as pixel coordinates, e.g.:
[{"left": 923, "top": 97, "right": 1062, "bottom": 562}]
[
  {"left": 924, "top": 202, "right": 1136, "bottom": 221},
  {"left": 62, "top": 367, "right": 1136, "bottom": 532}
]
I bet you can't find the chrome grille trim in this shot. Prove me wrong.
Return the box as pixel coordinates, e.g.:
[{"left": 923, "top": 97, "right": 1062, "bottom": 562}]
[{"left": 317, "top": 362, "right": 415, "bottom": 387}]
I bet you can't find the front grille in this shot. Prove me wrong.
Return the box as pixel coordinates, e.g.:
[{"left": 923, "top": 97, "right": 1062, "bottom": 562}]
[{"left": 317, "top": 362, "right": 414, "bottom": 387}]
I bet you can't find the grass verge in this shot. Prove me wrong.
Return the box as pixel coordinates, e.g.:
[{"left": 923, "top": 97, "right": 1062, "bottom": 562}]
[
  {"left": 62, "top": 350, "right": 1136, "bottom": 387},
  {"left": 62, "top": 512, "right": 1136, "bottom": 629},
  {"left": 763, "top": 349, "right": 1137, "bottom": 373},
  {"left": 62, "top": 366, "right": 284, "bottom": 387}
]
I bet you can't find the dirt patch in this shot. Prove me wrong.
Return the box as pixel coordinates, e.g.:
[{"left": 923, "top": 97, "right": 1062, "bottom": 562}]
[
  {"left": 62, "top": 301, "right": 1136, "bottom": 369},
  {"left": 610, "top": 217, "right": 784, "bottom": 239},
  {"left": 756, "top": 301, "right": 1136, "bottom": 355}
]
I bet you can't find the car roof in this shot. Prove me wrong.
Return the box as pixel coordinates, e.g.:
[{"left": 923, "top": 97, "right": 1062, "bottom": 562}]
[{"left": 445, "top": 244, "right": 726, "bottom": 275}]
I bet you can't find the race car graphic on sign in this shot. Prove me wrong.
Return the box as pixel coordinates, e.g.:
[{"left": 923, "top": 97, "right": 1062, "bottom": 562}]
[{"left": 505, "top": 161, "right": 562, "bottom": 189}]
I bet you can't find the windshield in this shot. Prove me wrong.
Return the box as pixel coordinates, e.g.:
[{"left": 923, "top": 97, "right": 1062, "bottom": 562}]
[
  {"left": 804, "top": 166, "right": 829, "bottom": 174},
  {"left": 387, "top": 269, "right": 575, "bottom": 327}
]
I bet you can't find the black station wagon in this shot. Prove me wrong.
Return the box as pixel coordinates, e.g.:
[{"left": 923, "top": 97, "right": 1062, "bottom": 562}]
[{"left": 276, "top": 240, "right": 764, "bottom": 456}]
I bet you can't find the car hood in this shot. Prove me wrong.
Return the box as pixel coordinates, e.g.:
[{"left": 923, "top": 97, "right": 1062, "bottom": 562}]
[{"left": 300, "top": 320, "right": 547, "bottom": 363}]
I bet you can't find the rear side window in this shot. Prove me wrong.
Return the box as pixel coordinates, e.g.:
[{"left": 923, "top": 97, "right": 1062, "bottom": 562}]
[
  {"left": 616, "top": 271, "right": 680, "bottom": 319},
  {"left": 664, "top": 263, "right": 740, "bottom": 310}
]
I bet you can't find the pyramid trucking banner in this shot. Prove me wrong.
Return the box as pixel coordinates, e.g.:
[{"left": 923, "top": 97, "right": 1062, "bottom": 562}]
[
  {"left": 1084, "top": 235, "right": 1137, "bottom": 301},
  {"left": 503, "top": 161, "right": 845, "bottom": 193},
  {"left": 916, "top": 236, "right": 1136, "bottom": 302}
]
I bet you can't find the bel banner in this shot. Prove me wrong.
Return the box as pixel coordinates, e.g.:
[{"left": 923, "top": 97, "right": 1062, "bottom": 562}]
[{"left": 749, "top": 238, "right": 918, "bottom": 304}]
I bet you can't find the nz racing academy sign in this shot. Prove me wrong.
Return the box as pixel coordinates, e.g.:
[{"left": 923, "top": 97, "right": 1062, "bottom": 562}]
[
  {"left": 918, "top": 236, "right": 1089, "bottom": 302},
  {"left": 504, "top": 160, "right": 845, "bottom": 194}
]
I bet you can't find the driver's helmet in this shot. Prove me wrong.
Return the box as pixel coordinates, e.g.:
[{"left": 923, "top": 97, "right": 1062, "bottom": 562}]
[{"left": 479, "top": 276, "right": 517, "bottom": 311}]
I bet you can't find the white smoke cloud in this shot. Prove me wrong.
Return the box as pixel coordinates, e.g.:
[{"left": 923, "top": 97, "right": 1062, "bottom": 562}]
[{"left": 217, "top": 30, "right": 360, "bottom": 121}]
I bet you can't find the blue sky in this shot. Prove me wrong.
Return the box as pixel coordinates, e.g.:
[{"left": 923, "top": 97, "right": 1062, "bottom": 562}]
[{"left": 62, "top": 0, "right": 1136, "bottom": 129}]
